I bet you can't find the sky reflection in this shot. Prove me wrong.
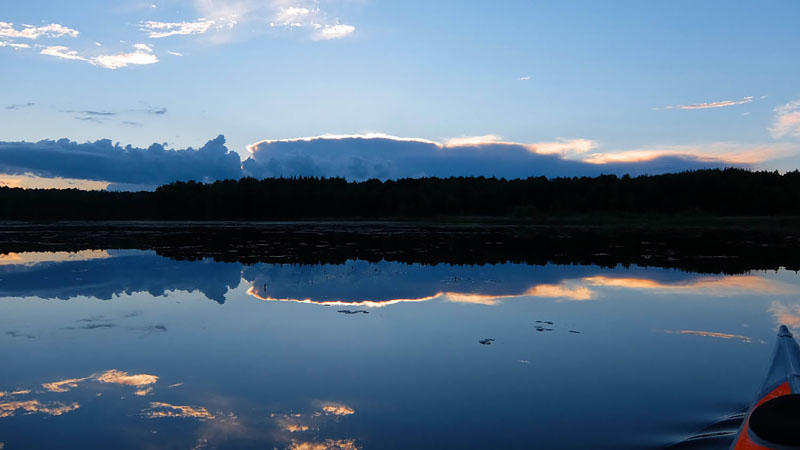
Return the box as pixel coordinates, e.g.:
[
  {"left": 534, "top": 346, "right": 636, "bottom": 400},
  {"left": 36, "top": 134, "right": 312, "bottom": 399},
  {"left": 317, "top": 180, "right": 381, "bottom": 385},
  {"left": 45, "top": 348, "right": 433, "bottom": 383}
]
[
  {"left": 0, "top": 250, "right": 110, "bottom": 266},
  {"left": 4, "top": 250, "right": 800, "bottom": 448}
]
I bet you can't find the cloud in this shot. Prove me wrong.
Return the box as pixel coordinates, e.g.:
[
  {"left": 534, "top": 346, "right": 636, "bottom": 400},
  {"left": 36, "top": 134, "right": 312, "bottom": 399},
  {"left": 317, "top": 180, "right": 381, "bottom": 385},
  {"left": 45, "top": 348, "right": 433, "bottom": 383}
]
[
  {"left": 42, "top": 376, "right": 92, "bottom": 393},
  {"left": 0, "top": 40, "right": 30, "bottom": 49},
  {"left": 769, "top": 301, "right": 800, "bottom": 329},
  {"left": 0, "top": 21, "right": 79, "bottom": 39},
  {"left": 96, "top": 370, "right": 159, "bottom": 387},
  {"left": 65, "top": 110, "right": 116, "bottom": 116},
  {"left": 271, "top": 6, "right": 312, "bottom": 27},
  {"left": 130, "top": 105, "right": 168, "bottom": 115},
  {"left": 771, "top": 100, "right": 800, "bottom": 138},
  {"left": 530, "top": 138, "right": 596, "bottom": 156},
  {"left": 143, "top": 402, "right": 215, "bottom": 420},
  {"left": 167, "top": 50, "right": 183, "bottom": 56},
  {"left": 5, "top": 102, "right": 34, "bottom": 110},
  {"left": 583, "top": 142, "right": 787, "bottom": 166},
  {"left": 243, "top": 134, "right": 736, "bottom": 180},
  {"left": 519, "top": 76, "right": 530, "bottom": 81},
  {"left": 0, "top": 249, "right": 242, "bottom": 303},
  {"left": 40, "top": 45, "right": 85, "bottom": 61},
  {"left": 0, "top": 173, "right": 110, "bottom": 189},
  {"left": 442, "top": 135, "right": 595, "bottom": 157},
  {"left": 0, "top": 135, "right": 242, "bottom": 186},
  {"left": 288, "top": 440, "right": 358, "bottom": 450},
  {"left": 266, "top": 2, "right": 355, "bottom": 40},
  {"left": 314, "top": 23, "right": 355, "bottom": 40},
  {"left": 42, "top": 370, "right": 158, "bottom": 393},
  {"left": 658, "top": 96, "right": 753, "bottom": 110},
  {"left": 0, "top": 399, "right": 80, "bottom": 418},
  {"left": 41, "top": 44, "right": 158, "bottom": 69},
  {"left": 140, "top": 18, "right": 235, "bottom": 38},
  {"left": 664, "top": 330, "right": 752, "bottom": 343},
  {"left": 178, "top": 0, "right": 355, "bottom": 41},
  {"left": 0, "top": 133, "right": 754, "bottom": 188},
  {"left": 584, "top": 274, "right": 791, "bottom": 296},
  {"left": 320, "top": 403, "right": 355, "bottom": 416},
  {"left": 91, "top": 43, "right": 159, "bottom": 69}
]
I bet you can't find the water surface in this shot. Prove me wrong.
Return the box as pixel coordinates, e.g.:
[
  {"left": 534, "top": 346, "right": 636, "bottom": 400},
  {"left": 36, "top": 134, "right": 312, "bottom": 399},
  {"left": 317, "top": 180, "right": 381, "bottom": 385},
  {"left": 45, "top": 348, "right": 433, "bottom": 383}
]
[{"left": 2, "top": 248, "right": 800, "bottom": 449}]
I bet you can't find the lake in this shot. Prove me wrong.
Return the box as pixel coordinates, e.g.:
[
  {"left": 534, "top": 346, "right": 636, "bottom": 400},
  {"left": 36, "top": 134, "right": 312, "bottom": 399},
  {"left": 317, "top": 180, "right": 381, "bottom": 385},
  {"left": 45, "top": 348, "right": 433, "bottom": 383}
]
[{"left": 2, "top": 223, "right": 800, "bottom": 449}]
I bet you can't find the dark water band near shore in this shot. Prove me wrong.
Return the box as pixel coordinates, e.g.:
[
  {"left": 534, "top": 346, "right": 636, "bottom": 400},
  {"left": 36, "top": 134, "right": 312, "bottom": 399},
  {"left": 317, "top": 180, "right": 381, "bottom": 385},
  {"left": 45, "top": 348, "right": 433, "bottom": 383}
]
[{"left": 2, "top": 220, "right": 800, "bottom": 273}]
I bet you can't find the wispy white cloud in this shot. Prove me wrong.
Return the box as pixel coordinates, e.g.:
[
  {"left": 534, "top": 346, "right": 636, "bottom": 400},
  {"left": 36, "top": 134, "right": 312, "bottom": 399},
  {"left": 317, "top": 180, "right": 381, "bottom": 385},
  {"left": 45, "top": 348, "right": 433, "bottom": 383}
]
[
  {"left": 771, "top": 100, "right": 800, "bottom": 138},
  {"left": 0, "top": 21, "right": 78, "bottom": 39},
  {"left": 167, "top": 50, "right": 183, "bottom": 56},
  {"left": 92, "top": 44, "right": 158, "bottom": 69},
  {"left": 140, "top": 18, "right": 235, "bottom": 38},
  {"left": 314, "top": 23, "right": 355, "bottom": 40},
  {"left": 40, "top": 45, "right": 85, "bottom": 62},
  {"left": 0, "top": 20, "right": 78, "bottom": 53},
  {"left": 264, "top": 1, "right": 355, "bottom": 40},
  {"left": 40, "top": 44, "right": 158, "bottom": 69},
  {"left": 519, "top": 76, "right": 530, "bottom": 81},
  {"left": 271, "top": 6, "right": 312, "bottom": 27},
  {"left": 0, "top": 40, "right": 30, "bottom": 49},
  {"left": 134, "top": 1, "right": 356, "bottom": 43},
  {"left": 657, "top": 96, "right": 753, "bottom": 110}
]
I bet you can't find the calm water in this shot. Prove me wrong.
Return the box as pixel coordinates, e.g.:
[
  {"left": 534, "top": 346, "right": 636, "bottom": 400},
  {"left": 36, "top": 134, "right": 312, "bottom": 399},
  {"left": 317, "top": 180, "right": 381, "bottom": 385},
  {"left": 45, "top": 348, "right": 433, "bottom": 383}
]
[{"left": 2, "top": 248, "right": 800, "bottom": 449}]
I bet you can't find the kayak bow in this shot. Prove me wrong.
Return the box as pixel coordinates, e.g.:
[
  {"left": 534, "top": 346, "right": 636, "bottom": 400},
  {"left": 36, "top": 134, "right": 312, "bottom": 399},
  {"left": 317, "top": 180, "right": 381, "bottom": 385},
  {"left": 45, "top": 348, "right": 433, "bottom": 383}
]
[{"left": 730, "top": 325, "right": 800, "bottom": 450}]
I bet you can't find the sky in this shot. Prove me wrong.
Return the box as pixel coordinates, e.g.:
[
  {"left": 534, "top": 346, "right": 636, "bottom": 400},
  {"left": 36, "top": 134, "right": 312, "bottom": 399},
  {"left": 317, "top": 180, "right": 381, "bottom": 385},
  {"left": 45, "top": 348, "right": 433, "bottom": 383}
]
[{"left": 1, "top": 0, "right": 799, "bottom": 189}]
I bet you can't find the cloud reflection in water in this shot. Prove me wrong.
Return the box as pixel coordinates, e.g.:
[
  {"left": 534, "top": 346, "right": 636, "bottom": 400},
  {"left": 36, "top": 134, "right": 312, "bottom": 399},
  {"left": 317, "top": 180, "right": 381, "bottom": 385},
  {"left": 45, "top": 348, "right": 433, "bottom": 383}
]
[
  {"left": 143, "top": 402, "right": 216, "bottom": 420},
  {"left": 42, "top": 370, "right": 158, "bottom": 393},
  {"left": 664, "top": 330, "right": 753, "bottom": 343}
]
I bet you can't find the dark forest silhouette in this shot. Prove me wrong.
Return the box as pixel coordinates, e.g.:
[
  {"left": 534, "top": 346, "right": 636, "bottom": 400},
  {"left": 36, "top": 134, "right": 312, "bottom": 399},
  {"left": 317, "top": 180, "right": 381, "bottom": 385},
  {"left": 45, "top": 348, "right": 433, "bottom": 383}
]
[{"left": 2, "top": 168, "right": 800, "bottom": 220}]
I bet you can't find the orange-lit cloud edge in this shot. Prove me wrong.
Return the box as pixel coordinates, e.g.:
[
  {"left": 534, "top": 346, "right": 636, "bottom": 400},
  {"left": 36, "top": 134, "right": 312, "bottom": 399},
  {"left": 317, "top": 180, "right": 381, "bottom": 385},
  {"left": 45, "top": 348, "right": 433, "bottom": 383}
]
[
  {"left": 0, "top": 173, "right": 110, "bottom": 190},
  {"left": 3, "top": 370, "right": 360, "bottom": 448},
  {"left": 246, "top": 273, "right": 792, "bottom": 308},
  {"left": 0, "top": 250, "right": 111, "bottom": 266},
  {"left": 769, "top": 301, "right": 800, "bottom": 329},
  {"left": 664, "top": 329, "right": 753, "bottom": 343},
  {"left": 247, "top": 134, "right": 790, "bottom": 166}
]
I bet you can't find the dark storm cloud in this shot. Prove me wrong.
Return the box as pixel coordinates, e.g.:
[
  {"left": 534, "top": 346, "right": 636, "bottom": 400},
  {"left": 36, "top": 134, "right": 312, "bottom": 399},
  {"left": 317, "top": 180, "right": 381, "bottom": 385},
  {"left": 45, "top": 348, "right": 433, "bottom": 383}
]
[
  {"left": 0, "top": 135, "right": 242, "bottom": 185},
  {"left": 242, "top": 137, "right": 737, "bottom": 180},
  {"left": 0, "top": 134, "right": 741, "bottom": 188}
]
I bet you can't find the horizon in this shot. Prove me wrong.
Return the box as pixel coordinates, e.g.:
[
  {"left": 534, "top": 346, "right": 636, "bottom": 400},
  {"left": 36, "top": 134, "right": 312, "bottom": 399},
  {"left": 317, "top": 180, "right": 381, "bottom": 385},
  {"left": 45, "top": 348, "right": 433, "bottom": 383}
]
[{"left": 2, "top": 0, "right": 800, "bottom": 189}]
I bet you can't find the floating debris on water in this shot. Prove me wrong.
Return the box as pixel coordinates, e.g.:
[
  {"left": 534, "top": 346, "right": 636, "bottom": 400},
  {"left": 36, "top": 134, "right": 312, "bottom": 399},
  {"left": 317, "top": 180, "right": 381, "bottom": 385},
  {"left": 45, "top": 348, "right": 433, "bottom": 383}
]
[
  {"left": 535, "top": 326, "right": 553, "bottom": 332},
  {"left": 535, "top": 321, "right": 554, "bottom": 325},
  {"left": 337, "top": 310, "right": 369, "bottom": 315},
  {"left": 479, "top": 338, "right": 495, "bottom": 345},
  {"left": 569, "top": 330, "right": 581, "bottom": 334}
]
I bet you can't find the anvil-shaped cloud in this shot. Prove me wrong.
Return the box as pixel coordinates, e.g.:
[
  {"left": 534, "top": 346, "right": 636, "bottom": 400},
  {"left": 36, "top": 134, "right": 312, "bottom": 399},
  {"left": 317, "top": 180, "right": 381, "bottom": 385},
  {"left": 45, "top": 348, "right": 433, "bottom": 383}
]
[
  {"left": 0, "top": 134, "right": 744, "bottom": 189},
  {"left": 242, "top": 134, "right": 738, "bottom": 181}
]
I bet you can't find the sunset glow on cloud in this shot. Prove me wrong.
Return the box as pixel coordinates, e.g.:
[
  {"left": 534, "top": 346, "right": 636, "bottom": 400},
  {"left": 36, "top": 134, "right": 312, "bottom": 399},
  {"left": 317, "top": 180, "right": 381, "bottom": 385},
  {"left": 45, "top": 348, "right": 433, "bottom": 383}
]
[
  {"left": 245, "top": 271, "right": 793, "bottom": 309},
  {"left": 658, "top": 96, "right": 754, "bottom": 110}
]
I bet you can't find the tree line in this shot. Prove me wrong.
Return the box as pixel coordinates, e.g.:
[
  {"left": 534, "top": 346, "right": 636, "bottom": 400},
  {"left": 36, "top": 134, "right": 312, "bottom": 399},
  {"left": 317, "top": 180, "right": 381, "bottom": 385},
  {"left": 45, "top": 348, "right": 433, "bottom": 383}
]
[{"left": 2, "top": 168, "right": 800, "bottom": 220}]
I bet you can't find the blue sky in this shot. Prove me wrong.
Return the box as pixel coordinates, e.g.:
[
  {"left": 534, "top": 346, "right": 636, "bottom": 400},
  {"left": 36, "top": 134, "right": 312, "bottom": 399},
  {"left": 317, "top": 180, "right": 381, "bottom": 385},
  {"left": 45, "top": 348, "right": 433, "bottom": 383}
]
[{"left": 1, "top": 0, "right": 799, "bottom": 189}]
